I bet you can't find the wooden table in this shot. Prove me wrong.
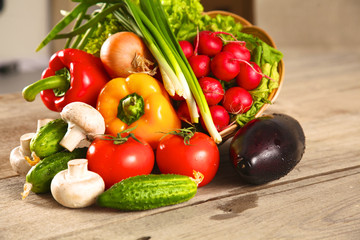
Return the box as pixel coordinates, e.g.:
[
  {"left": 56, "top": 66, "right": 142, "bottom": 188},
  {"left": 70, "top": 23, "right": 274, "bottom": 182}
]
[{"left": 1, "top": 47, "right": 359, "bottom": 239}]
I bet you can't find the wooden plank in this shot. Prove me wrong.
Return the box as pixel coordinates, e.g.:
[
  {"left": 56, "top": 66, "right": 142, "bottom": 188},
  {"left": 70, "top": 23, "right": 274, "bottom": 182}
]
[
  {"left": 2, "top": 163, "right": 359, "bottom": 239},
  {"left": 57, "top": 167, "right": 360, "bottom": 240}
]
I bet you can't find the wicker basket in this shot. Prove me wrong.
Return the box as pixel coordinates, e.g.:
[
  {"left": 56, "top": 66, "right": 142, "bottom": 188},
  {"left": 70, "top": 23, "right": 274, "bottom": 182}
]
[{"left": 205, "top": 11, "right": 285, "bottom": 142}]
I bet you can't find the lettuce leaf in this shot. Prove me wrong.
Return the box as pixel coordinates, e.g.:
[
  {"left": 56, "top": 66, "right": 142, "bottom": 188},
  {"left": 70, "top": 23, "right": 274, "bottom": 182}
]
[
  {"left": 161, "top": 0, "right": 204, "bottom": 40},
  {"left": 199, "top": 14, "right": 242, "bottom": 40}
]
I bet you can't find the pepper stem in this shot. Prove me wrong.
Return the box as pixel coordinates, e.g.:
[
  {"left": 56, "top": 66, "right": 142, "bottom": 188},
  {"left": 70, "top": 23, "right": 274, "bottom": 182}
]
[
  {"left": 22, "top": 75, "right": 69, "bottom": 102},
  {"left": 117, "top": 93, "right": 145, "bottom": 125}
]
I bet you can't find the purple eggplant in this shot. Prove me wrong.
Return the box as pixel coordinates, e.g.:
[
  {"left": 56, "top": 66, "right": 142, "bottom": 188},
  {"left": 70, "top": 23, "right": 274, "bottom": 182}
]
[{"left": 229, "top": 113, "right": 305, "bottom": 185}]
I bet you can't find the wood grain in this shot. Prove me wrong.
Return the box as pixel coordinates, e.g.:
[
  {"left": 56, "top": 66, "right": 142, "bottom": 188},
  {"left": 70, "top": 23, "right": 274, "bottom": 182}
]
[{"left": 0, "top": 47, "right": 359, "bottom": 239}]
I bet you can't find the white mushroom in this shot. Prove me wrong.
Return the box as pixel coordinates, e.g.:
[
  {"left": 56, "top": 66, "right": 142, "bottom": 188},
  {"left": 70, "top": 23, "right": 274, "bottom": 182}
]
[
  {"left": 10, "top": 118, "right": 57, "bottom": 176},
  {"left": 59, "top": 102, "right": 105, "bottom": 152},
  {"left": 9, "top": 133, "right": 35, "bottom": 176},
  {"left": 37, "top": 118, "right": 54, "bottom": 130},
  {"left": 50, "top": 159, "right": 105, "bottom": 208}
]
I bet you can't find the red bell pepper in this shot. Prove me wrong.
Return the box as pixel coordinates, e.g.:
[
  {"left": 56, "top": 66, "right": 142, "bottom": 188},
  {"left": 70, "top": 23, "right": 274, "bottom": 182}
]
[{"left": 22, "top": 48, "right": 110, "bottom": 112}]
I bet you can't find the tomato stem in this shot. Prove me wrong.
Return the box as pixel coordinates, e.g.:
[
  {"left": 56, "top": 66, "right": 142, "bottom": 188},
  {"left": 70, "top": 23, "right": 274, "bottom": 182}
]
[
  {"left": 161, "top": 127, "right": 196, "bottom": 145},
  {"left": 99, "top": 127, "right": 142, "bottom": 145}
]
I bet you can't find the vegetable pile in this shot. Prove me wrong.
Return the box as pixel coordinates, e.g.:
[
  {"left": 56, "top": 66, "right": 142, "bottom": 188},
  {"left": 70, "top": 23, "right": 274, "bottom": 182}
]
[{"left": 9, "top": 0, "right": 306, "bottom": 211}]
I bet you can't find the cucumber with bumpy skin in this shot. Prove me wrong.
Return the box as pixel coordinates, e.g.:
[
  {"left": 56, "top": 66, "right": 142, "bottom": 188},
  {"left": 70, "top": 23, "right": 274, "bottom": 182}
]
[
  {"left": 97, "top": 173, "right": 202, "bottom": 211},
  {"left": 22, "top": 147, "right": 88, "bottom": 199},
  {"left": 30, "top": 119, "right": 68, "bottom": 158}
]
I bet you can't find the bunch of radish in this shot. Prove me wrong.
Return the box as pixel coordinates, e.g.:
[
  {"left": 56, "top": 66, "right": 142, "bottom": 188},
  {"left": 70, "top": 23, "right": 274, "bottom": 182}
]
[{"left": 175, "top": 30, "right": 268, "bottom": 132}]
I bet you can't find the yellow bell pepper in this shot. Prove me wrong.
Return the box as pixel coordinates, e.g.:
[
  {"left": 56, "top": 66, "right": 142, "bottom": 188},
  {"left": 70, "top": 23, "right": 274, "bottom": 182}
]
[{"left": 96, "top": 73, "right": 181, "bottom": 149}]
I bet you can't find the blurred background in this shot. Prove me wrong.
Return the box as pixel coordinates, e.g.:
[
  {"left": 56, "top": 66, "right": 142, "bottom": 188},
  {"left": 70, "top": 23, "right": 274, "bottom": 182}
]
[{"left": 0, "top": 0, "right": 359, "bottom": 94}]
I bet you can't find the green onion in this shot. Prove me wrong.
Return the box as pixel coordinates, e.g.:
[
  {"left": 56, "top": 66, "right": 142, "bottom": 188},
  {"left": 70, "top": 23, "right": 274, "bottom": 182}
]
[{"left": 36, "top": 2, "right": 90, "bottom": 52}]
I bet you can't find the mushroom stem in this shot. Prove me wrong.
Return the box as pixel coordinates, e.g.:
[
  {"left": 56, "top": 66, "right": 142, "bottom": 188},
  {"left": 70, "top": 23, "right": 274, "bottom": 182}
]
[
  {"left": 60, "top": 123, "right": 86, "bottom": 152},
  {"left": 10, "top": 133, "right": 36, "bottom": 176},
  {"left": 19, "top": 133, "right": 35, "bottom": 157},
  {"left": 67, "top": 159, "right": 87, "bottom": 179},
  {"left": 37, "top": 118, "right": 54, "bottom": 131}
]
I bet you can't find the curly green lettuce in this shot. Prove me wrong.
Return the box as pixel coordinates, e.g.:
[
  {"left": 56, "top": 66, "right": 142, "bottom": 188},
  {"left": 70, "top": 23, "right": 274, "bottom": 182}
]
[
  {"left": 161, "top": 0, "right": 204, "bottom": 40},
  {"left": 162, "top": 0, "right": 242, "bottom": 41}
]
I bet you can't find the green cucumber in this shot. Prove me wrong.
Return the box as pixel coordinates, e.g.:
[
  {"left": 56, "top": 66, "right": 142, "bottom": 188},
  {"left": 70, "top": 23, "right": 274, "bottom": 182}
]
[
  {"left": 23, "top": 147, "right": 88, "bottom": 196},
  {"left": 30, "top": 118, "right": 68, "bottom": 158},
  {"left": 97, "top": 174, "right": 198, "bottom": 211}
]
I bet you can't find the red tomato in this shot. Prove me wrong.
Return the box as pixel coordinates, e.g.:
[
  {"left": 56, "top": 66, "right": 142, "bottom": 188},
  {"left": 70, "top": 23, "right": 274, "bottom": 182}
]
[
  {"left": 87, "top": 136, "right": 155, "bottom": 189},
  {"left": 156, "top": 132, "right": 220, "bottom": 187}
]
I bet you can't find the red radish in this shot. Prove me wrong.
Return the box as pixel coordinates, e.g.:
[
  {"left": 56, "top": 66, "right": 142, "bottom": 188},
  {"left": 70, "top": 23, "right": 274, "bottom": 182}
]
[
  {"left": 198, "top": 77, "right": 224, "bottom": 106},
  {"left": 211, "top": 51, "right": 240, "bottom": 82},
  {"left": 176, "top": 101, "right": 199, "bottom": 124},
  {"left": 236, "top": 61, "right": 263, "bottom": 90},
  {"left": 179, "top": 40, "right": 194, "bottom": 59},
  {"left": 222, "top": 87, "right": 253, "bottom": 114},
  {"left": 201, "top": 105, "right": 230, "bottom": 132},
  {"left": 193, "top": 31, "right": 223, "bottom": 57},
  {"left": 170, "top": 92, "right": 185, "bottom": 101},
  {"left": 188, "top": 55, "right": 211, "bottom": 78},
  {"left": 222, "top": 42, "right": 251, "bottom": 62},
  {"left": 153, "top": 68, "right": 163, "bottom": 82},
  {"left": 176, "top": 101, "right": 191, "bottom": 123}
]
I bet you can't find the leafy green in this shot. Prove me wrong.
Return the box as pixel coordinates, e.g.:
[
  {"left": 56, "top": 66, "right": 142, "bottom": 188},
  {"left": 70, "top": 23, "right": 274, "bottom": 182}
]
[
  {"left": 161, "top": 0, "right": 243, "bottom": 41},
  {"left": 161, "top": 0, "right": 204, "bottom": 40},
  {"left": 82, "top": 13, "right": 124, "bottom": 57},
  {"left": 200, "top": 14, "right": 242, "bottom": 40}
]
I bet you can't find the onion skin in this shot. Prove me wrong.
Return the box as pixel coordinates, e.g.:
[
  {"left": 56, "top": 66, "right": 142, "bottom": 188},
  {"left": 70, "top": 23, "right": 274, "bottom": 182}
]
[
  {"left": 100, "top": 32, "right": 154, "bottom": 78},
  {"left": 229, "top": 114, "right": 306, "bottom": 185}
]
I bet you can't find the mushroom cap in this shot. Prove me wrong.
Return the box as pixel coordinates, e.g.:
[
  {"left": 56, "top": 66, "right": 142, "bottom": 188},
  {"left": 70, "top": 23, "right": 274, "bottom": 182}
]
[
  {"left": 10, "top": 146, "right": 32, "bottom": 176},
  {"left": 50, "top": 159, "right": 105, "bottom": 208},
  {"left": 60, "top": 102, "right": 105, "bottom": 135}
]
